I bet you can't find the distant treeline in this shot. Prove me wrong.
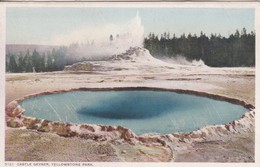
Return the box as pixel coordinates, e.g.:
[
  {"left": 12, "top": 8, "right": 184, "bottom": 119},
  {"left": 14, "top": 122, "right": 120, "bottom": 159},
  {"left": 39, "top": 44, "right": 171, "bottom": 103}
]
[
  {"left": 144, "top": 28, "right": 255, "bottom": 67},
  {"left": 6, "top": 47, "right": 77, "bottom": 73}
]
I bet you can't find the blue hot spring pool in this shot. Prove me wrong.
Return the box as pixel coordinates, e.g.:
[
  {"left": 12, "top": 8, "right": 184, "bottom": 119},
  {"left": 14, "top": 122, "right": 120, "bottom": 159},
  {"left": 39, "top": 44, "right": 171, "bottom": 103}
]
[{"left": 19, "top": 90, "right": 248, "bottom": 135}]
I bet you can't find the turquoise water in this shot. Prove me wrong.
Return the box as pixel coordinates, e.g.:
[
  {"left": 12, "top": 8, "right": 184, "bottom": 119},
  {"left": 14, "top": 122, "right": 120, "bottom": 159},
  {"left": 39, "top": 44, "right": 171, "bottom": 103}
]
[{"left": 20, "top": 90, "right": 248, "bottom": 135}]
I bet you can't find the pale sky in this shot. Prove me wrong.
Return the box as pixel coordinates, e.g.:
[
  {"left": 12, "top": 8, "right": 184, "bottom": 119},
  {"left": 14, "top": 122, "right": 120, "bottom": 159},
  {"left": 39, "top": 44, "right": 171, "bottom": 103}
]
[{"left": 6, "top": 7, "right": 254, "bottom": 45}]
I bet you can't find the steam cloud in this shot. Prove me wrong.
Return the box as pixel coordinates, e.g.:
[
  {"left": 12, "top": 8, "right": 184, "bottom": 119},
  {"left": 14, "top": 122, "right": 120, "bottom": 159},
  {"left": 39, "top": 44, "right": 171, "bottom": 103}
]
[
  {"left": 51, "top": 12, "right": 144, "bottom": 60},
  {"left": 160, "top": 55, "right": 208, "bottom": 67}
]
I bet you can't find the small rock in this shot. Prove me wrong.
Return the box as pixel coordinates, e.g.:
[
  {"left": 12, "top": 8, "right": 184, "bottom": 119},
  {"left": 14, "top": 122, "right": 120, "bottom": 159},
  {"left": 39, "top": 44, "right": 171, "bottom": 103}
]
[
  {"left": 40, "top": 137, "right": 52, "bottom": 142},
  {"left": 121, "top": 150, "right": 127, "bottom": 154},
  {"left": 20, "top": 133, "right": 31, "bottom": 138}
]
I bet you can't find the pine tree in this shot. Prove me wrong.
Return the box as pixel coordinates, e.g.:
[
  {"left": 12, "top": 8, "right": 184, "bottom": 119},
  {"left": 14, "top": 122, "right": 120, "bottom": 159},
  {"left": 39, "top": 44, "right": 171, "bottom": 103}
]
[
  {"left": 46, "top": 55, "right": 52, "bottom": 71},
  {"left": 23, "top": 50, "right": 33, "bottom": 72},
  {"left": 18, "top": 56, "right": 24, "bottom": 72},
  {"left": 109, "top": 34, "right": 113, "bottom": 42},
  {"left": 9, "top": 55, "right": 18, "bottom": 73}
]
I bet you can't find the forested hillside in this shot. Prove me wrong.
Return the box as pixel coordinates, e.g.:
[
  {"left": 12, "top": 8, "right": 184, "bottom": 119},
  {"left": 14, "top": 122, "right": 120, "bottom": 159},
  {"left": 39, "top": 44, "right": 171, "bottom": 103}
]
[{"left": 144, "top": 28, "right": 255, "bottom": 67}]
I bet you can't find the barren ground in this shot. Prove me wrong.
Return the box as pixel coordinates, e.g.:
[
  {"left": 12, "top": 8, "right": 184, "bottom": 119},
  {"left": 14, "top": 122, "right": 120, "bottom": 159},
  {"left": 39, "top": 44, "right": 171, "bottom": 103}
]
[{"left": 5, "top": 66, "right": 255, "bottom": 162}]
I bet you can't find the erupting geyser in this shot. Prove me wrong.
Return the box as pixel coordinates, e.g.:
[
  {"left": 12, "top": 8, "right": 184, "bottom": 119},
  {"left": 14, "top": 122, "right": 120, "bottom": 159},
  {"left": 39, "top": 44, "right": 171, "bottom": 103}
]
[{"left": 52, "top": 12, "right": 144, "bottom": 60}]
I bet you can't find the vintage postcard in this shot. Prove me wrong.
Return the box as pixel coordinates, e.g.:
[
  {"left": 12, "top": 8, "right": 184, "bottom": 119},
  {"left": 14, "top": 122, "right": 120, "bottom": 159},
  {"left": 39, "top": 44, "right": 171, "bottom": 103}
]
[{"left": 0, "top": 1, "right": 259, "bottom": 167}]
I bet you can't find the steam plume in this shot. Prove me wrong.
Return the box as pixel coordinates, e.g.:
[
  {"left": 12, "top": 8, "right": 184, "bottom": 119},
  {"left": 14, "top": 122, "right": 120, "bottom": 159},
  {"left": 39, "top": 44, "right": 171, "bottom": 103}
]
[{"left": 51, "top": 12, "right": 144, "bottom": 60}]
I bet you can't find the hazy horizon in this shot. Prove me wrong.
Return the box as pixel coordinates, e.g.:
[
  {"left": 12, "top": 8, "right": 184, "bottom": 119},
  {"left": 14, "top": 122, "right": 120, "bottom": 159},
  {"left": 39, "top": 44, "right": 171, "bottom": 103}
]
[{"left": 7, "top": 7, "right": 254, "bottom": 45}]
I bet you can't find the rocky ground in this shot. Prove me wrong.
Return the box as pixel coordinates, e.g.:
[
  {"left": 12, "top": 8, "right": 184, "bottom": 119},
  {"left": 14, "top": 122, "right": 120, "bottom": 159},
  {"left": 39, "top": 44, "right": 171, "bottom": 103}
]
[{"left": 5, "top": 48, "right": 255, "bottom": 162}]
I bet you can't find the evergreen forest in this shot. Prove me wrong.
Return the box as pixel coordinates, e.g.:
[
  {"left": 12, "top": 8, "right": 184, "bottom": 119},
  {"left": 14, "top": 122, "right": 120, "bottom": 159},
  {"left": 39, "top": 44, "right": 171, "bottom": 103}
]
[{"left": 144, "top": 28, "right": 255, "bottom": 67}]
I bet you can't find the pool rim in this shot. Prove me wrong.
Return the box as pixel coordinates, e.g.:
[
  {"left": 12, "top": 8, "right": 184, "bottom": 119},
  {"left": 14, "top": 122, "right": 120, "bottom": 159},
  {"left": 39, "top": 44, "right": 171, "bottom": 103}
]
[{"left": 5, "top": 87, "right": 255, "bottom": 144}]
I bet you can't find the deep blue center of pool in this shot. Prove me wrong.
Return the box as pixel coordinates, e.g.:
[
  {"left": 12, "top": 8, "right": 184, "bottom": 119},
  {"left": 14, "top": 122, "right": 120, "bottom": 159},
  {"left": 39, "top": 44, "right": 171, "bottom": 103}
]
[{"left": 19, "top": 90, "right": 248, "bottom": 135}]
